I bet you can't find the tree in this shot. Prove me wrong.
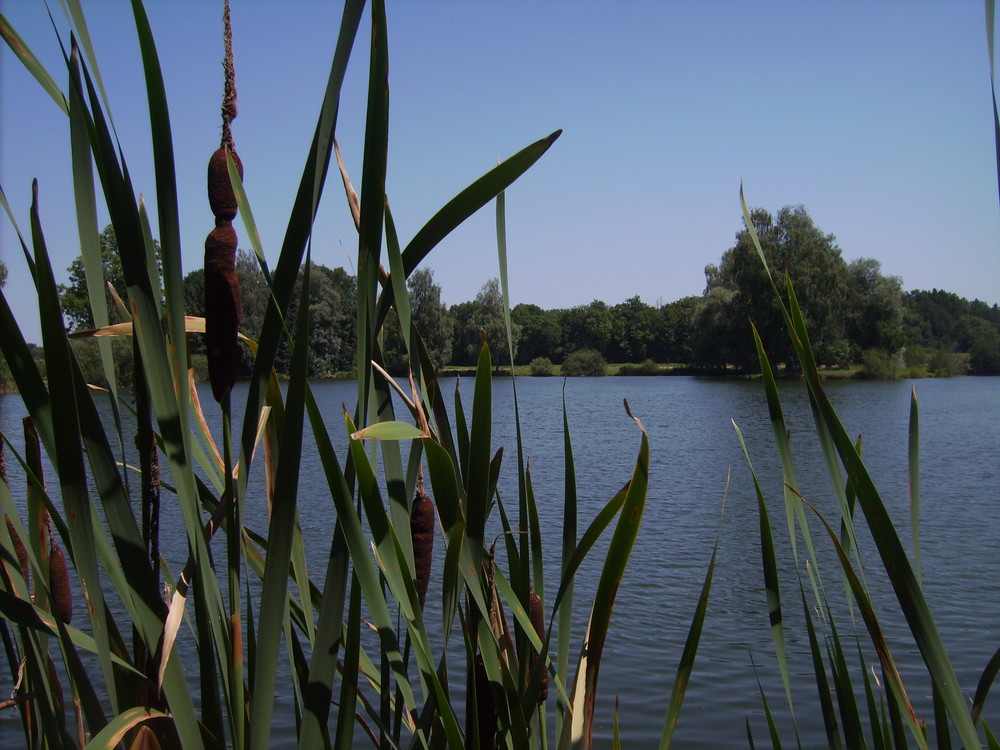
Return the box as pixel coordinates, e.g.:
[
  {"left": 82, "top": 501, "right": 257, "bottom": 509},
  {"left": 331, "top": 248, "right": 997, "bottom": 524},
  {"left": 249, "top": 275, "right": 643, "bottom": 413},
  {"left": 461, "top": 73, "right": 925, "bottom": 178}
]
[
  {"left": 561, "top": 348, "right": 606, "bottom": 376},
  {"left": 607, "top": 296, "right": 659, "bottom": 363},
  {"left": 560, "top": 300, "right": 612, "bottom": 359},
  {"left": 450, "top": 279, "right": 520, "bottom": 369},
  {"left": 511, "top": 303, "right": 561, "bottom": 365},
  {"left": 844, "top": 258, "right": 904, "bottom": 356},
  {"left": 60, "top": 224, "right": 161, "bottom": 331},
  {"left": 384, "top": 268, "right": 453, "bottom": 373},
  {"left": 652, "top": 296, "right": 699, "bottom": 364},
  {"left": 695, "top": 206, "right": 849, "bottom": 371},
  {"left": 279, "top": 263, "right": 356, "bottom": 377}
]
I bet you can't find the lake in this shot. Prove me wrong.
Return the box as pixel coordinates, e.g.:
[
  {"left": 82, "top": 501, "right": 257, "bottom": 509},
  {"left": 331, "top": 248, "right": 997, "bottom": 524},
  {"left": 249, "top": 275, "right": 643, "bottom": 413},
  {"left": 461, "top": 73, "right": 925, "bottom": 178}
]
[{"left": 1, "top": 375, "right": 998, "bottom": 748}]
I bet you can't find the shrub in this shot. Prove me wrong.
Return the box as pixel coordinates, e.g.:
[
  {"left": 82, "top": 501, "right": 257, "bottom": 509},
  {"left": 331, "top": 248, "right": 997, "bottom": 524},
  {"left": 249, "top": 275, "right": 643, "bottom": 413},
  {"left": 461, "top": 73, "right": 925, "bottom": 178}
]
[
  {"left": 561, "top": 348, "right": 607, "bottom": 376},
  {"left": 617, "top": 358, "right": 661, "bottom": 376},
  {"left": 857, "top": 348, "right": 898, "bottom": 379},
  {"left": 904, "top": 344, "right": 928, "bottom": 368},
  {"left": 529, "top": 356, "right": 555, "bottom": 376}
]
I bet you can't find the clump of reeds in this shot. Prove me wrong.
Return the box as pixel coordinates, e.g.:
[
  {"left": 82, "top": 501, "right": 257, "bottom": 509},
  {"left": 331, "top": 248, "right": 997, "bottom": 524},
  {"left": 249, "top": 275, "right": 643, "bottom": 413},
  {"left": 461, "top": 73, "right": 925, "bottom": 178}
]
[{"left": 204, "top": 0, "right": 243, "bottom": 403}]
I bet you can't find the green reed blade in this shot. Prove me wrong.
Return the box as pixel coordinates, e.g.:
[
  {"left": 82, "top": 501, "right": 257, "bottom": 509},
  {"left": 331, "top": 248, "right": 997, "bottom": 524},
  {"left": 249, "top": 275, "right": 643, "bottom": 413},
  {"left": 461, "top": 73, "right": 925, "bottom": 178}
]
[
  {"left": 249, "top": 257, "right": 311, "bottom": 750},
  {"left": 69, "top": 48, "right": 121, "bottom": 421},
  {"left": 908, "top": 387, "right": 921, "bottom": 586},
  {"left": 240, "top": 0, "right": 363, "bottom": 477},
  {"left": 733, "top": 420, "right": 796, "bottom": 724},
  {"left": 972, "top": 645, "right": 1000, "bottom": 725},
  {"left": 985, "top": 719, "right": 1000, "bottom": 750},
  {"left": 465, "top": 343, "right": 494, "bottom": 545},
  {"left": 859, "top": 641, "right": 890, "bottom": 750},
  {"left": 743, "top": 185, "right": 977, "bottom": 748},
  {"left": 131, "top": 0, "right": 189, "bottom": 391},
  {"left": 298, "top": 521, "right": 347, "bottom": 750},
  {"left": 932, "top": 680, "right": 953, "bottom": 750},
  {"left": 30, "top": 181, "right": 117, "bottom": 729},
  {"left": 333, "top": 573, "right": 362, "bottom": 750},
  {"left": 825, "top": 606, "right": 864, "bottom": 750},
  {"left": 556, "top": 383, "right": 578, "bottom": 740},
  {"left": 658, "top": 540, "right": 717, "bottom": 750},
  {"left": 0, "top": 12, "right": 67, "bottom": 114},
  {"left": 564, "top": 408, "right": 648, "bottom": 750},
  {"left": 988, "top": 0, "right": 999, "bottom": 202},
  {"left": 801, "top": 588, "right": 844, "bottom": 750},
  {"left": 355, "top": 0, "right": 389, "bottom": 430},
  {"left": 807, "top": 501, "right": 927, "bottom": 749}
]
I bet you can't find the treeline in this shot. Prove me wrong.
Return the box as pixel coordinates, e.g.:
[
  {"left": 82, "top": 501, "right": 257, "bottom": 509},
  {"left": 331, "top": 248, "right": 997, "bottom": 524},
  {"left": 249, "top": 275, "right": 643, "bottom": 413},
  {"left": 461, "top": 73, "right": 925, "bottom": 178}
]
[{"left": 44, "top": 214, "right": 1000, "bottom": 387}]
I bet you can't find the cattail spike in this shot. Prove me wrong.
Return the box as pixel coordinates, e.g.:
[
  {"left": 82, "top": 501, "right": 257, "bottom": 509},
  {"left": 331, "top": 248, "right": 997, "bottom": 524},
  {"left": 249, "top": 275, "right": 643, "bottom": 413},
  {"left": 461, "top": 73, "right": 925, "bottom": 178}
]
[
  {"left": 49, "top": 539, "right": 72, "bottom": 625},
  {"left": 410, "top": 480, "right": 435, "bottom": 610}
]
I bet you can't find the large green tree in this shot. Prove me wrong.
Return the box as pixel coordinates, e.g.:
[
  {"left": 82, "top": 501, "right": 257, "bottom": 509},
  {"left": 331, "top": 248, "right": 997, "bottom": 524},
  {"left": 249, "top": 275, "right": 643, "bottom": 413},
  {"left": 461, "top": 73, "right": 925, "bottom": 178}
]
[
  {"left": 384, "top": 268, "right": 454, "bottom": 373},
  {"left": 511, "top": 303, "right": 562, "bottom": 364},
  {"left": 450, "top": 278, "right": 520, "bottom": 368},
  {"left": 559, "top": 300, "right": 612, "bottom": 359},
  {"left": 844, "top": 257, "right": 904, "bottom": 356},
  {"left": 607, "top": 296, "right": 659, "bottom": 363},
  {"left": 696, "top": 206, "right": 850, "bottom": 371},
  {"left": 60, "top": 224, "right": 161, "bottom": 331}
]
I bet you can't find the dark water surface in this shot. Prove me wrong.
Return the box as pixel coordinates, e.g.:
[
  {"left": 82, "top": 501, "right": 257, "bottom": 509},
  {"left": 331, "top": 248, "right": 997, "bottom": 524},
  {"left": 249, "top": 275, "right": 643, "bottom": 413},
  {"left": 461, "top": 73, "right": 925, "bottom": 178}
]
[{"left": 1, "top": 375, "right": 997, "bottom": 748}]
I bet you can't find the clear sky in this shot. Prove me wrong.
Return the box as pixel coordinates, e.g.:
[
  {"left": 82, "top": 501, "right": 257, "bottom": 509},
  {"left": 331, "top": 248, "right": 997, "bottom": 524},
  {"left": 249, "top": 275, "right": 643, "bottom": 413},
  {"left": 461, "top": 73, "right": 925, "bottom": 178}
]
[{"left": 2, "top": 1, "right": 998, "bottom": 346}]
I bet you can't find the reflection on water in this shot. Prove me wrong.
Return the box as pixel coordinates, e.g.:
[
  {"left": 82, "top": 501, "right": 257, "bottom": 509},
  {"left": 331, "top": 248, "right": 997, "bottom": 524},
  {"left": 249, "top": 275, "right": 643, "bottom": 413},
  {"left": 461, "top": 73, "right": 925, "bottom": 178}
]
[{"left": 1, "top": 376, "right": 997, "bottom": 748}]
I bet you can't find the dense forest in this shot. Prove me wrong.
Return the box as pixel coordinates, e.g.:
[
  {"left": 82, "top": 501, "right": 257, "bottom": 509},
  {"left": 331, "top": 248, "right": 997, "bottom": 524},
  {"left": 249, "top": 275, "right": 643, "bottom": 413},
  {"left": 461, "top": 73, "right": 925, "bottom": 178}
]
[{"left": 6, "top": 205, "right": 998, "bottom": 387}]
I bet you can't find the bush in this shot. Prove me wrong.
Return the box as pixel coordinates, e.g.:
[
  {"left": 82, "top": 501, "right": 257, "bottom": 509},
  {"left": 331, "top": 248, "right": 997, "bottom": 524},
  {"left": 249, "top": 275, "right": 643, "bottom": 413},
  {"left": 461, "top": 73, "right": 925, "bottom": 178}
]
[
  {"left": 561, "top": 348, "right": 607, "bottom": 376},
  {"left": 857, "top": 348, "right": 898, "bottom": 379},
  {"left": 904, "top": 344, "right": 929, "bottom": 368},
  {"left": 529, "top": 356, "right": 555, "bottom": 376},
  {"left": 617, "top": 358, "right": 661, "bottom": 376}
]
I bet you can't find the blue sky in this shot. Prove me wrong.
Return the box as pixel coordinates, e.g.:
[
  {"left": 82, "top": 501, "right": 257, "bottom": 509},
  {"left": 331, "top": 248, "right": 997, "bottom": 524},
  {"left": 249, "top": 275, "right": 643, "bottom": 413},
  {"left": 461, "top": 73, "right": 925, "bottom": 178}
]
[{"left": 2, "top": 1, "right": 997, "bottom": 345}]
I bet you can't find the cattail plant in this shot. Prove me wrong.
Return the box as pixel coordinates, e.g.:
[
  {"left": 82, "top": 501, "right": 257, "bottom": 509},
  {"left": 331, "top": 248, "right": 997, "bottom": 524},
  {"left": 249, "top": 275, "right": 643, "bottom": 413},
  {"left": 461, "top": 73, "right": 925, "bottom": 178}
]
[
  {"left": 204, "top": 0, "right": 243, "bottom": 403},
  {"left": 410, "top": 475, "right": 434, "bottom": 610}
]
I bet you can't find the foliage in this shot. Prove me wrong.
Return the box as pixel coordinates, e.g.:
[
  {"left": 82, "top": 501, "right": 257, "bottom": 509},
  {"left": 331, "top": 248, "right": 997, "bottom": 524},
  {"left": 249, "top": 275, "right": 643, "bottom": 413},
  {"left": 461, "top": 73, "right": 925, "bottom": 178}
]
[
  {"left": 529, "top": 355, "right": 555, "bottom": 376},
  {"left": 736, "top": 188, "right": 991, "bottom": 749},
  {"left": 450, "top": 277, "right": 521, "bottom": 368},
  {"left": 511, "top": 302, "right": 562, "bottom": 364},
  {"left": 856, "top": 348, "right": 899, "bottom": 379},
  {"left": 382, "top": 267, "right": 452, "bottom": 374},
  {"left": 59, "top": 224, "right": 161, "bottom": 331},
  {"left": 617, "top": 359, "right": 661, "bottom": 376},
  {"left": 561, "top": 348, "right": 607, "bottom": 376},
  {"left": 0, "top": 4, "right": 716, "bottom": 750}
]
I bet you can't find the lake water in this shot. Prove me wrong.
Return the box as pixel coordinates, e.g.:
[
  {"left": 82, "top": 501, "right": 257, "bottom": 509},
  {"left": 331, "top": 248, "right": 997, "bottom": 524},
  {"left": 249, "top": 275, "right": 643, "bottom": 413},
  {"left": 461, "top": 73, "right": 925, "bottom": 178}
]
[{"left": 1, "top": 375, "right": 998, "bottom": 748}]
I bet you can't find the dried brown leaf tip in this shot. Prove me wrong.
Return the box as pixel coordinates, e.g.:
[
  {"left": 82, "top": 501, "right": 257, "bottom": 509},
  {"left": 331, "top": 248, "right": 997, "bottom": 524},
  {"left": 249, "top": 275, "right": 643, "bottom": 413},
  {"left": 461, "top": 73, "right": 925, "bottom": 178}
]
[
  {"left": 410, "top": 475, "right": 435, "bottom": 610},
  {"left": 205, "top": 0, "right": 243, "bottom": 403}
]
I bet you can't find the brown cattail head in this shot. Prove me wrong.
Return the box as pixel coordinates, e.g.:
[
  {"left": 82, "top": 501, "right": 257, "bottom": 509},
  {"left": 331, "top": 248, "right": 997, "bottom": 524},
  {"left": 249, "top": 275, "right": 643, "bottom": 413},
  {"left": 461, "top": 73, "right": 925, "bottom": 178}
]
[
  {"left": 207, "top": 147, "right": 243, "bottom": 221},
  {"left": 204, "top": 223, "right": 242, "bottom": 402},
  {"left": 48, "top": 539, "right": 72, "bottom": 625},
  {"left": 410, "top": 483, "right": 435, "bottom": 610},
  {"left": 529, "top": 589, "right": 548, "bottom": 703},
  {"left": 4, "top": 515, "right": 29, "bottom": 587}
]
